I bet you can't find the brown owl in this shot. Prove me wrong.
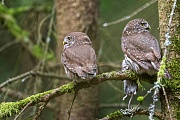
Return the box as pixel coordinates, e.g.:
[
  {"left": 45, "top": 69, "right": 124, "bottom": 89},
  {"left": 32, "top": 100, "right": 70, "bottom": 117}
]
[
  {"left": 121, "top": 18, "right": 162, "bottom": 105},
  {"left": 61, "top": 32, "right": 97, "bottom": 81}
]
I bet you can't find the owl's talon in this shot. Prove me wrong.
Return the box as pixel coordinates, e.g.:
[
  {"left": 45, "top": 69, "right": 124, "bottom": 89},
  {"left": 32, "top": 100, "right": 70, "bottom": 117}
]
[
  {"left": 123, "top": 95, "right": 128, "bottom": 101},
  {"left": 128, "top": 94, "right": 133, "bottom": 109}
]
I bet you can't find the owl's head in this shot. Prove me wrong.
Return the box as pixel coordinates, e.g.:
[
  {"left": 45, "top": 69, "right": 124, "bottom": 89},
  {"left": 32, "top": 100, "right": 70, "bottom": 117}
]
[
  {"left": 63, "top": 32, "right": 92, "bottom": 48},
  {"left": 123, "top": 18, "right": 151, "bottom": 36}
]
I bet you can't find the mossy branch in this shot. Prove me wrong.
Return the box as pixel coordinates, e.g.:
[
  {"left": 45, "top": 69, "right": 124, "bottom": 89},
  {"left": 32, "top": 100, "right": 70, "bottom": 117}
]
[
  {"left": 0, "top": 70, "right": 157, "bottom": 118},
  {"left": 100, "top": 109, "right": 163, "bottom": 120}
]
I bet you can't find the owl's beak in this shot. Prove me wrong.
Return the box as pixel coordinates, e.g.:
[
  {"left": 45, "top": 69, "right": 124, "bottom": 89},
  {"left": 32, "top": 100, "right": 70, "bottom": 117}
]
[
  {"left": 63, "top": 41, "right": 67, "bottom": 45},
  {"left": 147, "top": 25, "right": 151, "bottom": 30},
  {"left": 146, "top": 26, "right": 151, "bottom": 30}
]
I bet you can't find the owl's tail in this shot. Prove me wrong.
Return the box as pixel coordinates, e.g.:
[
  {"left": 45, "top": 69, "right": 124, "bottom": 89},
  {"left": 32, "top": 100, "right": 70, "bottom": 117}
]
[
  {"left": 123, "top": 80, "right": 138, "bottom": 95},
  {"left": 123, "top": 80, "right": 138, "bottom": 109},
  {"left": 122, "top": 57, "right": 139, "bottom": 108}
]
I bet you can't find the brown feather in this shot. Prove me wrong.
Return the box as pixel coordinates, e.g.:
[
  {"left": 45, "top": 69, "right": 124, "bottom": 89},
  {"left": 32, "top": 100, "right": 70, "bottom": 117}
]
[{"left": 62, "top": 32, "right": 97, "bottom": 80}]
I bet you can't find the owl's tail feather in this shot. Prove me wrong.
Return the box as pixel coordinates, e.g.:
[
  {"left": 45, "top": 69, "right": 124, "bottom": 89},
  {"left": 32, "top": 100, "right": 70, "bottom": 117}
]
[
  {"left": 123, "top": 80, "right": 138, "bottom": 109},
  {"left": 123, "top": 80, "right": 138, "bottom": 96},
  {"left": 122, "top": 58, "right": 138, "bottom": 108}
]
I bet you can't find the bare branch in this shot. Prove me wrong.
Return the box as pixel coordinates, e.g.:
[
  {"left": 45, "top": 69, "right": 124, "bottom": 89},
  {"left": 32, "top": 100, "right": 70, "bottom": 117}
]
[
  {"left": 103, "top": 0, "right": 157, "bottom": 27},
  {"left": 33, "top": 101, "right": 49, "bottom": 120},
  {"left": 0, "top": 70, "right": 68, "bottom": 89},
  {"left": 0, "top": 87, "right": 28, "bottom": 99},
  {"left": 0, "top": 41, "right": 19, "bottom": 54}
]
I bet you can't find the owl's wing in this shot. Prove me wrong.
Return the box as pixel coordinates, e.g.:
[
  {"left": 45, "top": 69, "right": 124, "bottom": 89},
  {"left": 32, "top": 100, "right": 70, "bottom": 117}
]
[
  {"left": 62, "top": 44, "right": 97, "bottom": 77},
  {"left": 121, "top": 33, "right": 161, "bottom": 70}
]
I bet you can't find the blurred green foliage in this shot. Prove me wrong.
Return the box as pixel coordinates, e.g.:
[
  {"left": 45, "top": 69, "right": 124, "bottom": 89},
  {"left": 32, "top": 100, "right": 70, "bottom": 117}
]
[{"left": 0, "top": 4, "right": 29, "bottom": 41}]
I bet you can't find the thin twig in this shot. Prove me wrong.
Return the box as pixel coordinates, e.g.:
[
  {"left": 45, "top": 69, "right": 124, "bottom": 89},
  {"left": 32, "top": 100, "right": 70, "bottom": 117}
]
[
  {"left": 14, "top": 102, "right": 32, "bottom": 120},
  {"left": 37, "top": 15, "right": 51, "bottom": 45},
  {"left": 161, "top": 85, "right": 171, "bottom": 117},
  {"left": 33, "top": 101, "right": 49, "bottom": 120},
  {"left": 0, "top": 70, "right": 69, "bottom": 89},
  {"left": 0, "top": 87, "right": 28, "bottom": 99},
  {"left": 40, "top": 5, "right": 55, "bottom": 71},
  {"left": 68, "top": 91, "right": 77, "bottom": 120},
  {"left": 103, "top": 0, "right": 157, "bottom": 27},
  {"left": 0, "top": 41, "right": 19, "bottom": 54},
  {"left": 0, "top": 71, "right": 33, "bottom": 89}
]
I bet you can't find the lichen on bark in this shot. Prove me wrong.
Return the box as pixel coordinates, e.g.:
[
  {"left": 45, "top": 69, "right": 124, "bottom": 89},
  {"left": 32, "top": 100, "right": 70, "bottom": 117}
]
[{"left": 158, "top": 0, "right": 180, "bottom": 119}]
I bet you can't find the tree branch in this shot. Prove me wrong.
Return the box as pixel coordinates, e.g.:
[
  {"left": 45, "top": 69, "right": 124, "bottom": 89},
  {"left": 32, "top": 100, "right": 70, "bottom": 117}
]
[
  {"left": 0, "top": 70, "right": 157, "bottom": 118},
  {"left": 103, "top": 0, "right": 157, "bottom": 27},
  {"left": 100, "top": 108, "right": 163, "bottom": 120},
  {"left": 0, "top": 70, "right": 68, "bottom": 89},
  {"left": 0, "top": 41, "right": 19, "bottom": 54}
]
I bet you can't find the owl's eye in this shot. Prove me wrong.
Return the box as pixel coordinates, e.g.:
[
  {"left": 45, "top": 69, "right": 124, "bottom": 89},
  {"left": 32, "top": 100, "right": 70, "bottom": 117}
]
[
  {"left": 141, "top": 22, "right": 146, "bottom": 26},
  {"left": 67, "top": 36, "right": 72, "bottom": 40}
]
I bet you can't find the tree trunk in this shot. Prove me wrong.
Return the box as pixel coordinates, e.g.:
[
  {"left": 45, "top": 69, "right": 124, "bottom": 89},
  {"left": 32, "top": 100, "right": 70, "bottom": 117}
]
[
  {"left": 158, "top": 0, "right": 180, "bottom": 119},
  {"left": 55, "top": 0, "right": 99, "bottom": 119}
]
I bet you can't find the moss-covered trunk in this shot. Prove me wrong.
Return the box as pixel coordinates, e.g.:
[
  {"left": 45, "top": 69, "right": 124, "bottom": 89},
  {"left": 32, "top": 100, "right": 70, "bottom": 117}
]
[
  {"left": 55, "top": 0, "right": 99, "bottom": 119},
  {"left": 158, "top": 0, "right": 180, "bottom": 119}
]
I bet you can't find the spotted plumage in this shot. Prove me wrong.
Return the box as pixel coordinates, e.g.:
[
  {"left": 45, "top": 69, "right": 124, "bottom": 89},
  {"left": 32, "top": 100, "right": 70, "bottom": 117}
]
[
  {"left": 61, "top": 32, "right": 97, "bottom": 80},
  {"left": 121, "top": 18, "right": 161, "bottom": 98}
]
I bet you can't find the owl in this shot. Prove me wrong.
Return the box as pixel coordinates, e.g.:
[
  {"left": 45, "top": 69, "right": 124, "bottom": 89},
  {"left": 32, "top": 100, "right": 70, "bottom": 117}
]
[
  {"left": 61, "top": 32, "right": 97, "bottom": 81},
  {"left": 121, "top": 18, "right": 161, "bottom": 101}
]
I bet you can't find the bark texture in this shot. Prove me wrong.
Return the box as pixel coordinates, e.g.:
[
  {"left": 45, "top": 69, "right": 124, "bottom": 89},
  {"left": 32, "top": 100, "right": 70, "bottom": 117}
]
[
  {"left": 158, "top": 0, "right": 180, "bottom": 119},
  {"left": 55, "top": 0, "right": 99, "bottom": 119}
]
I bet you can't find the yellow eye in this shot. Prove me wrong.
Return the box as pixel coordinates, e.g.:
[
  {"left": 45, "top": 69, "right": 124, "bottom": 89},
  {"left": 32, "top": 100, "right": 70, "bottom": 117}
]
[{"left": 141, "top": 22, "right": 146, "bottom": 26}]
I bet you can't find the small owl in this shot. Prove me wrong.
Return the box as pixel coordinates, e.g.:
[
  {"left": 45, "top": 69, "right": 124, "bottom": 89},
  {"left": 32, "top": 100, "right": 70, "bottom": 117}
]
[
  {"left": 61, "top": 32, "right": 97, "bottom": 80},
  {"left": 121, "top": 18, "right": 161, "bottom": 98}
]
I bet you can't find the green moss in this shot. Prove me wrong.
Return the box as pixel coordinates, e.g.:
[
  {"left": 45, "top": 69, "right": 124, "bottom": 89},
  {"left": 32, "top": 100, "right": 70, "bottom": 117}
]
[
  {"left": 0, "top": 102, "right": 20, "bottom": 118},
  {"left": 163, "top": 58, "right": 180, "bottom": 92},
  {"left": 0, "top": 82, "right": 76, "bottom": 118},
  {"left": 95, "top": 71, "right": 119, "bottom": 79},
  {"left": 126, "top": 70, "right": 137, "bottom": 79},
  {"left": 59, "top": 82, "right": 75, "bottom": 93},
  {"left": 167, "top": 59, "right": 180, "bottom": 80},
  {"left": 109, "top": 71, "right": 118, "bottom": 76},
  {"left": 106, "top": 110, "right": 123, "bottom": 119},
  {"left": 158, "top": 55, "right": 166, "bottom": 79},
  {"left": 0, "top": 90, "right": 53, "bottom": 118},
  {"left": 171, "top": 35, "right": 180, "bottom": 54},
  {"left": 176, "top": 103, "right": 180, "bottom": 118}
]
